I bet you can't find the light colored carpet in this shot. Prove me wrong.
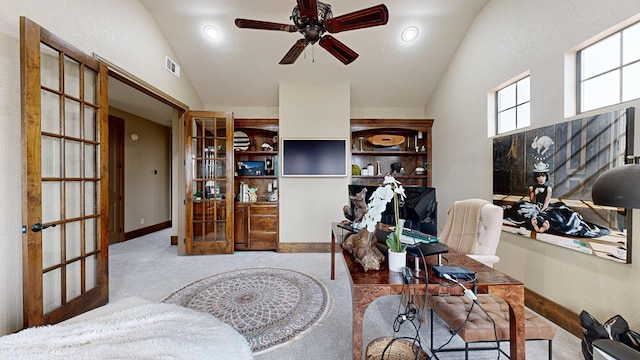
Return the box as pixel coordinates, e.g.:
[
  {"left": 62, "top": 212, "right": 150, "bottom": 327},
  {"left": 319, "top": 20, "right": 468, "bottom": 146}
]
[
  {"left": 109, "top": 228, "right": 582, "bottom": 359},
  {"left": 161, "top": 267, "right": 331, "bottom": 354}
]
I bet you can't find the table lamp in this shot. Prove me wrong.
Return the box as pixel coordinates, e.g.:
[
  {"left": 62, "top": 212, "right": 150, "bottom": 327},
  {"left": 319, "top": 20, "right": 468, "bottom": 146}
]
[{"left": 592, "top": 156, "right": 640, "bottom": 208}]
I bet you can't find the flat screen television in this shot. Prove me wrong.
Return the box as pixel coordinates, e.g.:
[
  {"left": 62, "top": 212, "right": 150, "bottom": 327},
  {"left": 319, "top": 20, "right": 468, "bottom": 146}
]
[
  {"left": 347, "top": 185, "right": 437, "bottom": 235},
  {"left": 281, "top": 138, "right": 348, "bottom": 177}
]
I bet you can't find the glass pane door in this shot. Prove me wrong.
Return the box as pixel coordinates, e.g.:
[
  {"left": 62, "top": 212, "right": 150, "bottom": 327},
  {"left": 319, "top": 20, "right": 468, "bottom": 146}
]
[{"left": 186, "top": 111, "right": 233, "bottom": 254}]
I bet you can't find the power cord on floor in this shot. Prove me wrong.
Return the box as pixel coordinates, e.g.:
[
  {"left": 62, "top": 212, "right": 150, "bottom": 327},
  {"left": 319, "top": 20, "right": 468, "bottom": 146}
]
[{"left": 383, "top": 244, "right": 434, "bottom": 359}]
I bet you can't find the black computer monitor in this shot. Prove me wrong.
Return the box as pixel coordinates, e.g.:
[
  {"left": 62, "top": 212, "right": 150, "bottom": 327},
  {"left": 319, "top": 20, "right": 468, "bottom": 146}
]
[{"left": 347, "top": 184, "right": 437, "bottom": 235}]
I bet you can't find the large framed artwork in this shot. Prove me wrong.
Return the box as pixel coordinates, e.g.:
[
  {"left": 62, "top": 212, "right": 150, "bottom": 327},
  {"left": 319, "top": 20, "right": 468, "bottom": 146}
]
[{"left": 493, "top": 107, "right": 634, "bottom": 263}]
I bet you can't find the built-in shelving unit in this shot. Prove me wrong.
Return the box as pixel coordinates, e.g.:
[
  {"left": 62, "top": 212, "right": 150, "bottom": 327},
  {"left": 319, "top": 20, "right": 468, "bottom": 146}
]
[
  {"left": 350, "top": 118, "right": 433, "bottom": 187},
  {"left": 233, "top": 118, "right": 279, "bottom": 250}
]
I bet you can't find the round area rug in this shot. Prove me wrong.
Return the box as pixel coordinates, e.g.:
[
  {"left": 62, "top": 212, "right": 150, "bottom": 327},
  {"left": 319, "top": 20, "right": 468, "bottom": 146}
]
[{"left": 161, "top": 267, "right": 332, "bottom": 354}]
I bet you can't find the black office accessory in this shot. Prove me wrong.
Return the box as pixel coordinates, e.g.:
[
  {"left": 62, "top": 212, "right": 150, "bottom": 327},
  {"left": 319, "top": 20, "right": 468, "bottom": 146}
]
[{"left": 432, "top": 265, "right": 476, "bottom": 280}]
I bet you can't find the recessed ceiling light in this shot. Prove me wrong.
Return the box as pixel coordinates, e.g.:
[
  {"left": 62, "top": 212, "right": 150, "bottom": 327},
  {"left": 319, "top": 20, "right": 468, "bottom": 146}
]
[
  {"left": 204, "top": 25, "right": 220, "bottom": 40},
  {"left": 401, "top": 26, "right": 418, "bottom": 42}
]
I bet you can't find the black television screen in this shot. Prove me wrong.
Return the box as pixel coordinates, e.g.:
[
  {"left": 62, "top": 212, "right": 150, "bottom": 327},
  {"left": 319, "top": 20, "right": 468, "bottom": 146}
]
[
  {"left": 281, "top": 138, "right": 348, "bottom": 177},
  {"left": 347, "top": 185, "right": 437, "bottom": 235}
]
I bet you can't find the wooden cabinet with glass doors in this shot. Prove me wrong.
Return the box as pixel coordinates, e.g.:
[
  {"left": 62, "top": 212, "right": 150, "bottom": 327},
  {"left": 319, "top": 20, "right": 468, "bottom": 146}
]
[{"left": 186, "top": 111, "right": 234, "bottom": 255}]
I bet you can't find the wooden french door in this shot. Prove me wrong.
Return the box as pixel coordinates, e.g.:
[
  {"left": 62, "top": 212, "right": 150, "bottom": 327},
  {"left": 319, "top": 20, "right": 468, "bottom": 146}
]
[
  {"left": 185, "top": 111, "right": 234, "bottom": 255},
  {"left": 20, "top": 17, "right": 109, "bottom": 327}
]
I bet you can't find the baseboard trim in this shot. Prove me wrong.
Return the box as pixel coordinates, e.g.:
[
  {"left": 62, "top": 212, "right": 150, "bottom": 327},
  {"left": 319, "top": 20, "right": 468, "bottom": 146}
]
[
  {"left": 124, "top": 221, "right": 172, "bottom": 241},
  {"left": 277, "top": 242, "right": 332, "bottom": 253},
  {"left": 525, "top": 287, "right": 582, "bottom": 338}
]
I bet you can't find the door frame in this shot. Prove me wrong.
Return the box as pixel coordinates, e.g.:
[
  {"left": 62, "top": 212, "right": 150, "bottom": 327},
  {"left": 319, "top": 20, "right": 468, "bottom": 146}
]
[
  {"left": 94, "top": 56, "right": 190, "bottom": 254},
  {"left": 108, "top": 115, "right": 125, "bottom": 244}
]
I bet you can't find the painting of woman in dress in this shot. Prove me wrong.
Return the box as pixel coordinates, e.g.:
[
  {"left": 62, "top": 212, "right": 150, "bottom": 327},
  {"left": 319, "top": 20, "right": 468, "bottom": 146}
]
[
  {"left": 502, "top": 162, "right": 611, "bottom": 238},
  {"left": 492, "top": 107, "right": 633, "bottom": 263}
]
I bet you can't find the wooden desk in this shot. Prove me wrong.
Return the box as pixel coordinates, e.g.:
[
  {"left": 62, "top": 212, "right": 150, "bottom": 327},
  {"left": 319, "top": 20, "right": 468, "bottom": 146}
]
[{"left": 331, "top": 223, "right": 526, "bottom": 360}]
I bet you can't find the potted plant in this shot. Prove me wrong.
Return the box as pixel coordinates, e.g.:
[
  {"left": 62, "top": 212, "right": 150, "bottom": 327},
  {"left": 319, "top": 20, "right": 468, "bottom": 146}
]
[
  {"left": 382, "top": 177, "right": 407, "bottom": 272},
  {"left": 353, "top": 176, "right": 406, "bottom": 272}
]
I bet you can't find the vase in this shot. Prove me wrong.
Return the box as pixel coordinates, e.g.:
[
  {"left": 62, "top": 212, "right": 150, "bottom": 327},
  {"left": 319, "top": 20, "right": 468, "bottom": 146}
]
[{"left": 387, "top": 249, "right": 407, "bottom": 272}]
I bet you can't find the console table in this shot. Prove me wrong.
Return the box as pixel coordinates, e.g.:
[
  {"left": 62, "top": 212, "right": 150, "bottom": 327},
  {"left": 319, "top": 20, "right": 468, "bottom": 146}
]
[{"left": 331, "top": 222, "right": 526, "bottom": 360}]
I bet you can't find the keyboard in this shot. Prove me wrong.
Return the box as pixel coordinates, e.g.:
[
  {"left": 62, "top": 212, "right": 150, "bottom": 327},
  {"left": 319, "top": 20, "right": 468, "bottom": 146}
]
[{"left": 400, "top": 229, "right": 439, "bottom": 244}]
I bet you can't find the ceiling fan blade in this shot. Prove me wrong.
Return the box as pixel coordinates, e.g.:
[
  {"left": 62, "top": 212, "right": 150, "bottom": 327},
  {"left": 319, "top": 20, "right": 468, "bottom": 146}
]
[
  {"left": 318, "top": 35, "right": 359, "bottom": 65},
  {"left": 235, "top": 18, "right": 298, "bottom": 32},
  {"left": 279, "top": 39, "right": 308, "bottom": 65},
  {"left": 324, "top": 4, "right": 389, "bottom": 33},
  {"left": 296, "top": 0, "right": 319, "bottom": 22}
]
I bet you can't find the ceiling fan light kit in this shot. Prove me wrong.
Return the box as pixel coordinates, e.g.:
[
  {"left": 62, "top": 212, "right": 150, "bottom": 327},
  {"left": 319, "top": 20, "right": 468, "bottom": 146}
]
[{"left": 235, "top": 0, "right": 388, "bottom": 65}]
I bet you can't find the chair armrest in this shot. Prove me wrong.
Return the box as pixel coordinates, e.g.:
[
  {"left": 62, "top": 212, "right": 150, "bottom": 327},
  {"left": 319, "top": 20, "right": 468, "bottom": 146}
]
[{"left": 467, "top": 254, "right": 500, "bottom": 268}]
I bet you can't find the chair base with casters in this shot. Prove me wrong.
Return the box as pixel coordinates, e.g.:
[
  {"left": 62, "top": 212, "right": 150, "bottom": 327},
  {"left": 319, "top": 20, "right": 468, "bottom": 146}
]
[{"left": 428, "top": 294, "right": 555, "bottom": 359}]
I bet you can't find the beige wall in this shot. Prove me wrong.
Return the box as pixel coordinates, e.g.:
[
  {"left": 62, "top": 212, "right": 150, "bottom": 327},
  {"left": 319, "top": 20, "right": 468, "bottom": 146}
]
[
  {"left": 278, "top": 83, "right": 351, "bottom": 244},
  {"left": 425, "top": 0, "right": 640, "bottom": 330},
  {"left": 0, "top": 0, "right": 202, "bottom": 334},
  {"left": 109, "top": 108, "right": 172, "bottom": 232}
]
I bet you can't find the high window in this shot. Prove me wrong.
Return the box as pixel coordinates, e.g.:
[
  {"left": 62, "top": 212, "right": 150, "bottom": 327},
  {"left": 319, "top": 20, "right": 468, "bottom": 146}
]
[
  {"left": 578, "top": 21, "right": 640, "bottom": 113},
  {"left": 496, "top": 76, "right": 530, "bottom": 134}
]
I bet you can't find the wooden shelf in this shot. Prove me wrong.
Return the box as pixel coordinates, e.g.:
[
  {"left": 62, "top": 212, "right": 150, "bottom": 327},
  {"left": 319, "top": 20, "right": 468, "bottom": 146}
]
[
  {"left": 235, "top": 175, "right": 277, "bottom": 180},
  {"left": 351, "top": 118, "right": 433, "bottom": 187},
  {"left": 351, "top": 151, "right": 427, "bottom": 156},
  {"left": 352, "top": 175, "right": 427, "bottom": 180},
  {"left": 234, "top": 150, "right": 278, "bottom": 156}
]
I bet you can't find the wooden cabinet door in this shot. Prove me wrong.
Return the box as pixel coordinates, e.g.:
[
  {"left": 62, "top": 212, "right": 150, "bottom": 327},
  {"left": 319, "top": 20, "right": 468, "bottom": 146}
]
[{"left": 234, "top": 204, "right": 249, "bottom": 250}]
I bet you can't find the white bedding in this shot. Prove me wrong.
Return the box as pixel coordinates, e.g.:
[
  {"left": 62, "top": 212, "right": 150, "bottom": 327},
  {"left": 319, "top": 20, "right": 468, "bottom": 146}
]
[{"left": 0, "top": 303, "right": 253, "bottom": 360}]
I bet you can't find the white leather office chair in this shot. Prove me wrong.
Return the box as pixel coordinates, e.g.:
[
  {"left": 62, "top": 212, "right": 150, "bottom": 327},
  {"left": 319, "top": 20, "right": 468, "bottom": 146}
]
[{"left": 439, "top": 199, "right": 503, "bottom": 268}]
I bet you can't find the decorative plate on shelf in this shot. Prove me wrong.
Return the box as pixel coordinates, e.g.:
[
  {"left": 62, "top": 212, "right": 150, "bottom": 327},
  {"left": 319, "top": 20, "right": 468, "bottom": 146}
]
[
  {"left": 367, "top": 134, "right": 405, "bottom": 147},
  {"left": 233, "top": 131, "right": 250, "bottom": 151}
]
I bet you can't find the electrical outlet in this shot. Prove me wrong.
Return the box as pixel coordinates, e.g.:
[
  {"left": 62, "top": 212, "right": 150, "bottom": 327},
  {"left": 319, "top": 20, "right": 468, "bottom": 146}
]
[{"left": 140, "top": 218, "right": 144, "bottom": 224}]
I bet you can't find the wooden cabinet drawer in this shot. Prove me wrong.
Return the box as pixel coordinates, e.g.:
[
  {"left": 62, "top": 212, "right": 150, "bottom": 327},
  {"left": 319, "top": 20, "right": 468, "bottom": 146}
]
[
  {"left": 249, "top": 232, "right": 278, "bottom": 250},
  {"left": 249, "top": 215, "right": 277, "bottom": 232},
  {"left": 250, "top": 204, "right": 278, "bottom": 216}
]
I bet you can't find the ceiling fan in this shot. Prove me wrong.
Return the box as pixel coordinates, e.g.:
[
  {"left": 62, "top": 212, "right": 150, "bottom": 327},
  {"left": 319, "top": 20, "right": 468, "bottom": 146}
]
[{"left": 235, "top": 0, "right": 388, "bottom": 65}]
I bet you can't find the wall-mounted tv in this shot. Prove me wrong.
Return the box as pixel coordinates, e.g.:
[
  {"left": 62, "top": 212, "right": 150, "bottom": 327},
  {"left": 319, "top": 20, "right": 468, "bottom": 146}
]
[{"left": 281, "top": 138, "right": 348, "bottom": 177}]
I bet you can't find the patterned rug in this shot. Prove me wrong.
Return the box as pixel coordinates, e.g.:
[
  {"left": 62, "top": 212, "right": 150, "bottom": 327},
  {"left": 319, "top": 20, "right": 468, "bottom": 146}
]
[{"left": 162, "top": 267, "right": 332, "bottom": 354}]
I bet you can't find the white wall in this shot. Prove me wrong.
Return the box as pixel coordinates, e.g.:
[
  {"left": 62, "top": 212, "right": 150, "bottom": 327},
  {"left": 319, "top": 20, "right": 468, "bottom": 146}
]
[
  {"left": 0, "top": 0, "right": 202, "bottom": 335},
  {"left": 426, "top": 0, "right": 640, "bottom": 329},
  {"left": 279, "top": 83, "right": 351, "bottom": 244}
]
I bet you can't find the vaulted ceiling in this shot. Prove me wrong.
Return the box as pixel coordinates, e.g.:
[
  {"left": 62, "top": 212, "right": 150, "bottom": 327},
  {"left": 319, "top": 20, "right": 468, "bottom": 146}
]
[{"left": 110, "top": 0, "right": 489, "bottom": 124}]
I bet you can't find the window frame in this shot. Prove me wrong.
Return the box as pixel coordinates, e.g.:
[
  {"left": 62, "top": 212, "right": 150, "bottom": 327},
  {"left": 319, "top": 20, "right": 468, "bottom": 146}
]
[
  {"left": 495, "top": 75, "right": 531, "bottom": 135},
  {"left": 577, "top": 20, "right": 640, "bottom": 113}
]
